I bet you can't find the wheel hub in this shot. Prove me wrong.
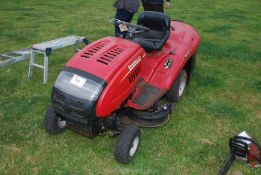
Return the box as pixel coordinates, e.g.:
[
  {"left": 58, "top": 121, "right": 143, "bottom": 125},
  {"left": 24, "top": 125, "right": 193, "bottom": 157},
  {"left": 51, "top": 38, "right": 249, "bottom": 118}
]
[
  {"left": 58, "top": 117, "right": 66, "bottom": 128},
  {"left": 179, "top": 76, "right": 186, "bottom": 96},
  {"left": 129, "top": 137, "right": 139, "bottom": 157}
]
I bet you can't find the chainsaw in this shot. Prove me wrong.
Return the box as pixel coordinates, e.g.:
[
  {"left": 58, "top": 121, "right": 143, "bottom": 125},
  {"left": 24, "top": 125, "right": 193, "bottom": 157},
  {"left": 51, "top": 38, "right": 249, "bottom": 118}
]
[{"left": 219, "top": 131, "right": 260, "bottom": 175}]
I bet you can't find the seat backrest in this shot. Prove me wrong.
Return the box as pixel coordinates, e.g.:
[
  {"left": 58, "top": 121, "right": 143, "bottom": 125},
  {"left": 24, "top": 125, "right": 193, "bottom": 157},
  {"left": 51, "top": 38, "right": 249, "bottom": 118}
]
[{"left": 137, "top": 11, "right": 171, "bottom": 32}]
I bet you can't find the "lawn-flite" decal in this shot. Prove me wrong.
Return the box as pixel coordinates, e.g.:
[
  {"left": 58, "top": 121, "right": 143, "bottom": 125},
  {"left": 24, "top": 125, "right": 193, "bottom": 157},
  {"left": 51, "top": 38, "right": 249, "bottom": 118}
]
[{"left": 128, "top": 56, "right": 142, "bottom": 71}]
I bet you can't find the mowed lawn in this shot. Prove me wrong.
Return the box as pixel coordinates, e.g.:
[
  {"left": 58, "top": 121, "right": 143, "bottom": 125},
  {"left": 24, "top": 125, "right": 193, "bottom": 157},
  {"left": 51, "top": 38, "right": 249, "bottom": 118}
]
[{"left": 0, "top": 0, "right": 260, "bottom": 174}]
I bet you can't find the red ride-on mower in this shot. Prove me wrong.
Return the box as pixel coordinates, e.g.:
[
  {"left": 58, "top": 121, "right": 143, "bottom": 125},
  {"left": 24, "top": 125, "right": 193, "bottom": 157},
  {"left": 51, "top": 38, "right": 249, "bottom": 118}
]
[{"left": 44, "top": 11, "right": 200, "bottom": 163}]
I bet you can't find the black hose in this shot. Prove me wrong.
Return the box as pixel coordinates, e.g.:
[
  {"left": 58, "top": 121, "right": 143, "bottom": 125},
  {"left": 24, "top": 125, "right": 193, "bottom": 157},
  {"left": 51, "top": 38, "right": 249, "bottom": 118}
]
[{"left": 218, "top": 154, "right": 234, "bottom": 175}]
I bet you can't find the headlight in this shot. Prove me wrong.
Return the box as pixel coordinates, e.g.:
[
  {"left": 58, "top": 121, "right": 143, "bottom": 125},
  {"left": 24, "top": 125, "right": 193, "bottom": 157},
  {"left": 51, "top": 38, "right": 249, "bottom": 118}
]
[{"left": 54, "top": 71, "right": 103, "bottom": 101}]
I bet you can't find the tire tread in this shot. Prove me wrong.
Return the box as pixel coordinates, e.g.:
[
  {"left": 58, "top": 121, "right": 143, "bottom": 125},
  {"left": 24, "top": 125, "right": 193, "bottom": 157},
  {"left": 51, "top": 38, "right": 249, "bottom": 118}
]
[
  {"left": 114, "top": 125, "right": 141, "bottom": 164},
  {"left": 44, "top": 105, "right": 65, "bottom": 134},
  {"left": 166, "top": 69, "right": 187, "bottom": 102}
]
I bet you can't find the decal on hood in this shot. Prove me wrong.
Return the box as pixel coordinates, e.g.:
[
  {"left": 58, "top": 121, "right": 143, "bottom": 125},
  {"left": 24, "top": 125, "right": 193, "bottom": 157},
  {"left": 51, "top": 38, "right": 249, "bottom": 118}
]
[{"left": 128, "top": 56, "right": 142, "bottom": 71}]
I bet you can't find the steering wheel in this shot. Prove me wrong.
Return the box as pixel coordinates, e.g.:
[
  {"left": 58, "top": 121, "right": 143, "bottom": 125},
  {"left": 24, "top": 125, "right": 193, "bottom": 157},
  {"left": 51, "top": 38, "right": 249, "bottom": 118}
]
[
  {"left": 121, "top": 21, "right": 149, "bottom": 32},
  {"left": 114, "top": 19, "right": 150, "bottom": 37}
]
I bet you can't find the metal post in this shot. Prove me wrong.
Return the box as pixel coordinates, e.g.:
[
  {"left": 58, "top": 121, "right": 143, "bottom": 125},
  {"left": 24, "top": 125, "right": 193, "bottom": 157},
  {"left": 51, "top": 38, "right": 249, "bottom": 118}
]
[
  {"left": 43, "top": 52, "right": 48, "bottom": 84},
  {"left": 28, "top": 50, "right": 35, "bottom": 78}
]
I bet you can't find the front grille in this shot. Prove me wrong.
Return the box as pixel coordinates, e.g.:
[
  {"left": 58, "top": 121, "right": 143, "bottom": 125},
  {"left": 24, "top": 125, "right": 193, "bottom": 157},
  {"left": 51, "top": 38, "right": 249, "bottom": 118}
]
[
  {"left": 53, "top": 90, "right": 65, "bottom": 108},
  {"left": 71, "top": 99, "right": 84, "bottom": 110},
  {"left": 54, "top": 91, "right": 65, "bottom": 102},
  {"left": 53, "top": 90, "right": 85, "bottom": 118},
  {"left": 70, "top": 99, "right": 85, "bottom": 118}
]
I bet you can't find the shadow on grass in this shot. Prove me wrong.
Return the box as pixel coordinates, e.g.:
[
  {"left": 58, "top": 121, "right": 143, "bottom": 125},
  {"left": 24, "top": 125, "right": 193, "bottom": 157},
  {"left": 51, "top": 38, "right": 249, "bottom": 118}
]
[{"left": 193, "top": 71, "right": 224, "bottom": 89}]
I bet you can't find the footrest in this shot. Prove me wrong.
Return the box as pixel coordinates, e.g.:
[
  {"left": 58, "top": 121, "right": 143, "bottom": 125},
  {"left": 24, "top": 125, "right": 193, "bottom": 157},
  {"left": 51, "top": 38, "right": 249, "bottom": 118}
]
[{"left": 132, "top": 84, "right": 165, "bottom": 110}]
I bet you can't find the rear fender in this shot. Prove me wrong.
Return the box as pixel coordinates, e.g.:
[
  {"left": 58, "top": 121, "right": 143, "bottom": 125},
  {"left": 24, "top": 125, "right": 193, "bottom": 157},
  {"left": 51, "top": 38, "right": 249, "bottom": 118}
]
[{"left": 184, "top": 54, "right": 196, "bottom": 85}]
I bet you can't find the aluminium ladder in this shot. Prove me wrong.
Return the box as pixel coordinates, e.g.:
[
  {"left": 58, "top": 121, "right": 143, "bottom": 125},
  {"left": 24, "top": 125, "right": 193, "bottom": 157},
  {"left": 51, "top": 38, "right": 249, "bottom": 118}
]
[
  {"left": 1, "top": 35, "right": 88, "bottom": 84},
  {"left": 0, "top": 48, "right": 32, "bottom": 68}
]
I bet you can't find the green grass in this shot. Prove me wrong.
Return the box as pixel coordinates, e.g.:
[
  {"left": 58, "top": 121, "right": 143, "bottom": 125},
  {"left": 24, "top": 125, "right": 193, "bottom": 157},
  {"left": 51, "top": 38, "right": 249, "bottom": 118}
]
[{"left": 0, "top": 0, "right": 261, "bottom": 174}]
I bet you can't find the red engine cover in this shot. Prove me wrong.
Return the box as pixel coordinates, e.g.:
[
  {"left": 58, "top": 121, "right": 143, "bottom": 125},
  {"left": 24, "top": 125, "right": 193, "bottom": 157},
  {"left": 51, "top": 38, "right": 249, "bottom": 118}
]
[{"left": 66, "top": 37, "right": 146, "bottom": 117}]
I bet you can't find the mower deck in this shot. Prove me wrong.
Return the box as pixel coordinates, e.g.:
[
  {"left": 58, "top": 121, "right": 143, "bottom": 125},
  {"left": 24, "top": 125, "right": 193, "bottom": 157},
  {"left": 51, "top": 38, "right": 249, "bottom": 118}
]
[{"left": 120, "top": 111, "right": 170, "bottom": 128}]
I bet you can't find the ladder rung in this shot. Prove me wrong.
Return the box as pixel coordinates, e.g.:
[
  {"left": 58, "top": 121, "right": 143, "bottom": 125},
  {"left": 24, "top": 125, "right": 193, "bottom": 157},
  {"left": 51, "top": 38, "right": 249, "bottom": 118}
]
[
  {"left": 12, "top": 49, "right": 32, "bottom": 56},
  {"left": 31, "top": 63, "right": 44, "bottom": 69},
  {"left": 0, "top": 54, "right": 13, "bottom": 58}
]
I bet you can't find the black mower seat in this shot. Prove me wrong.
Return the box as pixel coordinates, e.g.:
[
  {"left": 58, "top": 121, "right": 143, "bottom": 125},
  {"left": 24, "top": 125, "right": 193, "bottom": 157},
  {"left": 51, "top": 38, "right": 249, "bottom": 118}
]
[{"left": 133, "top": 11, "right": 171, "bottom": 52}]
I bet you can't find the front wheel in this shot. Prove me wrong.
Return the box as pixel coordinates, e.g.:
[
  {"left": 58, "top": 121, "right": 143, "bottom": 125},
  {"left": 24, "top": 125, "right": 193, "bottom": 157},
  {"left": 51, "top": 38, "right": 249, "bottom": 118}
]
[
  {"left": 114, "top": 125, "right": 141, "bottom": 164},
  {"left": 166, "top": 69, "right": 187, "bottom": 103},
  {"left": 44, "top": 105, "right": 66, "bottom": 134}
]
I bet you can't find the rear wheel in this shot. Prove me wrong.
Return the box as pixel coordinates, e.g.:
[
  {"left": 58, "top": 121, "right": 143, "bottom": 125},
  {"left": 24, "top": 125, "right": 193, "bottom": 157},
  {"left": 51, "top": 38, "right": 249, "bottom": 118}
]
[
  {"left": 166, "top": 69, "right": 187, "bottom": 103},
  {"left": 114, "top": 125, "right": 141, "bottom": 164},
  {"left": 44, "top": 105, "right": 66, "bottom": 134}
]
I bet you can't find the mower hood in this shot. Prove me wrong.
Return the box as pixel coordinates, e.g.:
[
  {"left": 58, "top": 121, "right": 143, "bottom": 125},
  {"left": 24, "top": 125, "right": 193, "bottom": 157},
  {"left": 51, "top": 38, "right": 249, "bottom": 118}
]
[{"left": 65, "top": 37, "right": 144, "bottom": 83}]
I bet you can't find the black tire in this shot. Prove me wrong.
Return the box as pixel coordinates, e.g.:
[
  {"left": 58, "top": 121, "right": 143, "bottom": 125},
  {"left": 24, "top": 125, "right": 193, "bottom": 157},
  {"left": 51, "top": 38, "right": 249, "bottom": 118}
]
[
  {"left": 166, "top": 69, "right": 187, "bottom": 103},
  {"left": 44, "top": 105, "right": 66, "bottom": 134},
  {"left": 185, "top": 54, "right": 196, "bottom": 86},
  {"left": 114, "top": 125, "right": 141, "bottom": 164}
]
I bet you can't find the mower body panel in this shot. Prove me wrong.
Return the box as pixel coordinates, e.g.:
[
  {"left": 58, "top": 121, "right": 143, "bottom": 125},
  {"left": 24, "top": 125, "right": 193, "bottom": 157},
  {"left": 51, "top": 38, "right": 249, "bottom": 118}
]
[{"left": 127, "top": 21, "right": 200, "bottom": 110}]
